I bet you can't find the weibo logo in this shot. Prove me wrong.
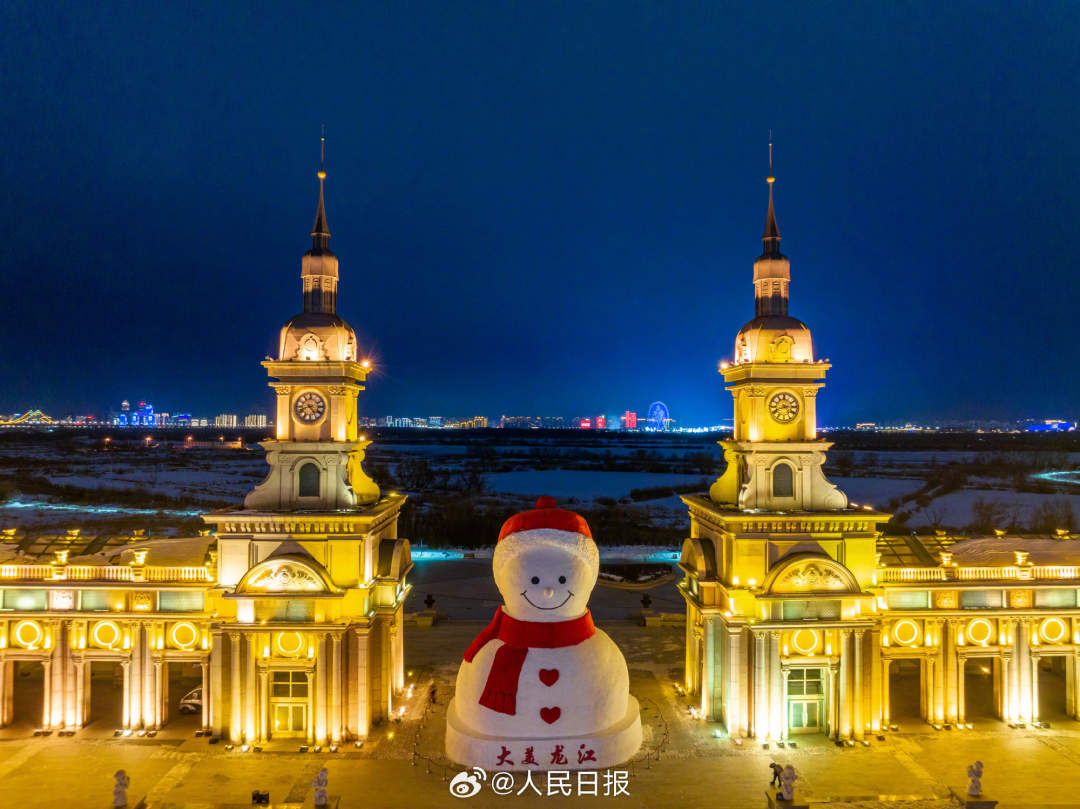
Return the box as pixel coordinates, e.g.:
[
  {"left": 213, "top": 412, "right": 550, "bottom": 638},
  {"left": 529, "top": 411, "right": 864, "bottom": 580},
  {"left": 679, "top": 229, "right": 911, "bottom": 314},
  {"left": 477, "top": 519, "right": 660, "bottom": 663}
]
[{"left": 449, "top": 766, "right": 487, "bottom": 798}]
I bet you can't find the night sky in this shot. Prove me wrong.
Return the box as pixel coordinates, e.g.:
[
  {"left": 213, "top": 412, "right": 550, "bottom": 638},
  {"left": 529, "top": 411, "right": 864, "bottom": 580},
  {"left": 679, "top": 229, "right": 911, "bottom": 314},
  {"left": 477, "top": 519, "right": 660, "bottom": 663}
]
[{"left": 2, "top": 2, "right": 1078, "bottom": 426}]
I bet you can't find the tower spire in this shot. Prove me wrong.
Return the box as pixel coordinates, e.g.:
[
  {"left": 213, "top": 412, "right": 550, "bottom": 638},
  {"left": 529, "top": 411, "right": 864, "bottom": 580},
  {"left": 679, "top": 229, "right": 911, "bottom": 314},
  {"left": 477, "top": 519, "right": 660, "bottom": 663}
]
[
  {"left": 311, "top": 126, "right": 330, "bottom": 252},
  {"left": 301, "top": 127, "right": 339, "bottom": 314},
  {"left": 752, "top": 134, "right": 790, "bottom": 317},
  {"left": 762, "top": 132, "right": 781, "bottom": 257}
]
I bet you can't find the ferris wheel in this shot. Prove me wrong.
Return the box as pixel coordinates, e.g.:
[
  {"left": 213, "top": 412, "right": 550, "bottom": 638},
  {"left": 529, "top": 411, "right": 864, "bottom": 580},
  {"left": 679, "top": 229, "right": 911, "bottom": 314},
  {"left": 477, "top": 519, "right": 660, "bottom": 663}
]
[{"left": 647, "top": 402, "right": 669, "bottom": 431}]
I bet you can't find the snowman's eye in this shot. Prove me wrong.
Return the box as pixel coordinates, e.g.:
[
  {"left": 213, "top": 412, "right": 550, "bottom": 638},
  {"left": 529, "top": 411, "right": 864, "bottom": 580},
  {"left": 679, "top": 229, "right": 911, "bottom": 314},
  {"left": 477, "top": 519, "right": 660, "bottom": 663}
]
[
  {"left": 530, "top": 576, "right": 540, "bottom": 585},
  {"left": 558, "top": 575, "right": 567, "bottom": 584}
]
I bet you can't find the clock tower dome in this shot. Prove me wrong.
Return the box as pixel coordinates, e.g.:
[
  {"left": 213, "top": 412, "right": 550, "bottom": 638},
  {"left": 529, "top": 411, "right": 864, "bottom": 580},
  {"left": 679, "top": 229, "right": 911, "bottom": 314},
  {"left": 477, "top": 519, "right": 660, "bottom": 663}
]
[
  {"left": 708, "top": 158, "right": 847, "bottom": 511},
  {"left": 243, "top": 141, "right": 379, "bottom": 510}
]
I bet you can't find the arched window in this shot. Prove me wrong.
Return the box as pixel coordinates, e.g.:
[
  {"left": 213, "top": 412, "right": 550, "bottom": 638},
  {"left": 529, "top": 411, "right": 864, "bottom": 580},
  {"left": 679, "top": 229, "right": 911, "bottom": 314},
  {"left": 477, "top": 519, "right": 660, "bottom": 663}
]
[
  {"left": 772, "top": 462, "right": 794, "bottom": 498},
  {"left": 298, "top": 462, "right": 320, "bottom": 497}
]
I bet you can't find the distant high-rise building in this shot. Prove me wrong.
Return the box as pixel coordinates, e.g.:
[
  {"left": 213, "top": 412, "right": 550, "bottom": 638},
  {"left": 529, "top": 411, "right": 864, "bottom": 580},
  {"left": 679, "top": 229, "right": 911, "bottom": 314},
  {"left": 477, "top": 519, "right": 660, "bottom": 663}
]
[
  {"left": 623, "top": 410, "right": 638, "bottom": 429},
  {"left": 579, "top": 418, "right": 592, "bottom": 429},
  {"left": 215, "top": 414, "right": 238, "bottom": 427},
  {"left": 243, "top": 414, "right": 268, "bottom": 428},
  {"left": 595, "top": 414, "right": 606, "bottom": 430}
]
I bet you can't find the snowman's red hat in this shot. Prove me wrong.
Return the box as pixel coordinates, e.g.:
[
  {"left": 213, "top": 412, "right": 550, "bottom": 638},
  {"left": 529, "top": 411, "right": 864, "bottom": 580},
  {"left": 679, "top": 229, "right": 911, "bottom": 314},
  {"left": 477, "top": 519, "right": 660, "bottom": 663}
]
[
  {"left": 498, "top": 496, "right": 592, "bottom": 541},
  {"left": 494, "top": 496, "right": 599, "bottom": 579}
]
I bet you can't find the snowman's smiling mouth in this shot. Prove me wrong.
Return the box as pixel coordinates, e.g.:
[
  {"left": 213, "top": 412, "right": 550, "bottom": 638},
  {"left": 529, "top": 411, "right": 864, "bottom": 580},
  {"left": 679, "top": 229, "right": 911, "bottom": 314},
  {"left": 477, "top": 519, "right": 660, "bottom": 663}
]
[{"left": 521, "top": 590, "right": 574, "bottom": 610}]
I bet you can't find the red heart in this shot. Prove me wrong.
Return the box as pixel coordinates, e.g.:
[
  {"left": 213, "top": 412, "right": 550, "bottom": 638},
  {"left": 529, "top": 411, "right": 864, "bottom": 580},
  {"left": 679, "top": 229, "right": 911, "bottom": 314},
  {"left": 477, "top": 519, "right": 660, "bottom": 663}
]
[
  {"left": 540, "top": 707, "right": 561, "bottom": 724},
  {"left": 539, "top": 669, "right": 560, "bottom": 687}
]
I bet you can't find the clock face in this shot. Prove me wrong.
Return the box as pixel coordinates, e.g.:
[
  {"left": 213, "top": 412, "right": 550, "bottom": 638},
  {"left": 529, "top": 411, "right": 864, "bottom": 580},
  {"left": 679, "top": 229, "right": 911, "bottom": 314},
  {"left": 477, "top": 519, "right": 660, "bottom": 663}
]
[
  {"left": 293, "top": 392, "right": 326, "bottom": 423},
  {"left": 768, "top": 392, "right": 800, "bottom": 423}
]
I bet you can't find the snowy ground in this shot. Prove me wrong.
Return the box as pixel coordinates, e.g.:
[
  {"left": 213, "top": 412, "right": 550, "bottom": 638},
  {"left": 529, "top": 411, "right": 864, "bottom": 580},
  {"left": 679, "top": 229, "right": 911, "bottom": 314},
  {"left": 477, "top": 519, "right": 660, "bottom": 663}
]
[
  {"left": 487, "top": 470, "right": 709, "bottom": 499},
  {"left": 902, "top": 488, "right": 1080, "bottom": 530}
]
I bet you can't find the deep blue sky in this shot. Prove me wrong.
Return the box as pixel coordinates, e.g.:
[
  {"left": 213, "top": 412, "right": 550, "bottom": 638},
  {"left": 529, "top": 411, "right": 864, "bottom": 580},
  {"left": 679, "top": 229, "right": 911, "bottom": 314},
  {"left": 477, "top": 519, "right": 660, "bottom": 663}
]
[{"left": 2, "top": 2, "right": 1078, "bottom": 425}]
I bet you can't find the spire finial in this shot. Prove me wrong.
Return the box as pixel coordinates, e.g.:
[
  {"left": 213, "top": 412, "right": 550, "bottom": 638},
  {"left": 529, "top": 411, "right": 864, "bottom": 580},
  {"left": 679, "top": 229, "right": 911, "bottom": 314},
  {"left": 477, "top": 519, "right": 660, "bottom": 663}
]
[
  {"left": 767, "top": 130, "right": 775, "bottom": 184},
  {"left": 318, "top": 124, "right": 326, "bottom": 179},
  {"left": 761, "top": 132, "right": 781, "bottom": 255},
  {"left": 311, "top": 126, "right": 330, "bottom": 250}
]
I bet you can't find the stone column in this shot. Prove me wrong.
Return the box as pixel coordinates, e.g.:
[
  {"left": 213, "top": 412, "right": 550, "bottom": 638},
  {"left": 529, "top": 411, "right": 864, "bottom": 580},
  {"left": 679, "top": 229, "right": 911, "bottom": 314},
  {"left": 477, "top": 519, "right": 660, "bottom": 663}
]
[
  {"left": 243, "top": 634, "right": 256, "bottom": 743},
  {"left": 121, "top": 660, "right": 131, "bottom": 728},
  {"left": 780, "top": 662, "right": 789, "bottom": 740},
  {"left": 752, "top": 630, "right": 766, "bottom": 739},
  {"left": 1030, "top": 651, "right": 1040, "bottom": 722},
  {"left": 330, "top": 634, "right": 342, "bottom": 744},
  {"left": 41, "top": 659, "right": 53, "bottom": 729},
  {"left": 354, "top": 628, "right": 369, "bottom": 738},
  {"left": 727, "top": 626, "right": 745, "bottom": 737},
  {"left": 1001, "top": 653, "right": 1012, "bottom": 721},
  {"left": 838, "top": 629, "right": 851, "bottom": 738},
  {"left": 210, "top": 631, "right": 224, "bottom": 736},
  {"left": 315, "top": 634, "right": 328, "bottom": 744},
  {"left": 305, "top": 670, "right": 315, "bottom": 744},
  {"left": 699, "top": 619, "right": 711, "bottom": 718},
  {"left": 881, "top": 658, "right": 891, "bottom": 727},
  {"left": 945, "top": 620, "right": 960, "bottom": 724},
  {"left": 957, "top": 654, "right": 966, "bottom": 725},
  {"left": 229, "top": 632, "right": 241, "bottom": 742},
  {"left": 200, "top": 660, "right": 210, "bottom": 730},
  {"left": 153, "top": 660, "right": 164, "bottom": 729},
  {"left": 74, "top": 659, "right": 86, "bottom": 728},
  {"left": 769, "top": 631, "right": 782, "bottom": 740},
  {"left": 258, "top": 668, "right": 268, "bottom": 742},
  {"left": 393, "top": 608, "right": 405, "bottom": 693},
  {"left": 1015, "top": 620, "right": 1032, "bottom": 722},
  {"left": 0, "top": 659, "right": 11, "bottom": 727},
  {"left": 932, "top": 621, "right": 945, "bottom": 724},
  {"left": 853, "top": 629, "right": 865, "bottom": 740},
  {"left": 686, "top": 609, "right": 700, "bottom": 695},
  {"left": 1070, "top": 653, "right": 1080, "bottom": 720},
  {"left": 869, "top": 628, "right": 882, "bottom": 732}
]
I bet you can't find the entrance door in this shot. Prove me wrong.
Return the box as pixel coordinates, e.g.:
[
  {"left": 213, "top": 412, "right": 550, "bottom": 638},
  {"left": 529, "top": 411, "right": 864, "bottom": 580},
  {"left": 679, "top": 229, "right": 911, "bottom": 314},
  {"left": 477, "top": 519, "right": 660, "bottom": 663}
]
[
  {"left": 787, "top": 669, "right": 825, "bottom": 734},
  {"left": 269, "top": 670, "right": 308, "bottom": 738}
]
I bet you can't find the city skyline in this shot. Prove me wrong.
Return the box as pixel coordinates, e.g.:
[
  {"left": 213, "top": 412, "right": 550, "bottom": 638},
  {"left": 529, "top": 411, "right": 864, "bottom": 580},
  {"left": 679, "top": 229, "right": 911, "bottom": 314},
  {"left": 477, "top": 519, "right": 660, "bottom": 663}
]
[{"left": 3, "top": 3, "right": 1078, "bottom": 425}]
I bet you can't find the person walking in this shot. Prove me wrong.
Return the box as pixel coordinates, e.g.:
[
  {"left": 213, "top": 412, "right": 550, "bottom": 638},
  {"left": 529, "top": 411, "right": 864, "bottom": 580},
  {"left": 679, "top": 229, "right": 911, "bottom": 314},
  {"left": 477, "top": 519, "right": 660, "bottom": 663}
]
[{"left": 770, "top": 762, "right": 783, "bottom": 788}]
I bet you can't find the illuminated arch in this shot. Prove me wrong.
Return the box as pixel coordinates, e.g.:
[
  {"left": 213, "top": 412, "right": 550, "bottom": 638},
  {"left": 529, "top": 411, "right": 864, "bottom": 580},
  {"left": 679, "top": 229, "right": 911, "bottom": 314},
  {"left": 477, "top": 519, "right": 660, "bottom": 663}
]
[
  {"left": 234, "top": 554, "right": 340, "bottom": 595},
  {"left": 679, "top": 537, "right": 718, "bottom": 580},
  {"left": 762, "top": 552, "right": 862, "bottom": 596}
]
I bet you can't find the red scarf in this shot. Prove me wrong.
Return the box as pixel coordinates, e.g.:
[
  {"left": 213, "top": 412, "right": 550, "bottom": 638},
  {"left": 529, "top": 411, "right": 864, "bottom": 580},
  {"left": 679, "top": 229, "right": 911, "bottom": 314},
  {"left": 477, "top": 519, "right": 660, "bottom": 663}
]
[{"left": 463, "top": 606, "right": 595, "bottom": 715}]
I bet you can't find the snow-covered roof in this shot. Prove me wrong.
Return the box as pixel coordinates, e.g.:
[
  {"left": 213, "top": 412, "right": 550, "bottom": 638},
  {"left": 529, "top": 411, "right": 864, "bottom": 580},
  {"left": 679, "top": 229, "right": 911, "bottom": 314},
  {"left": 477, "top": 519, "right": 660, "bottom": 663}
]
[{"left": 948, "top": 536, "right": 1080, "bottom": 566}]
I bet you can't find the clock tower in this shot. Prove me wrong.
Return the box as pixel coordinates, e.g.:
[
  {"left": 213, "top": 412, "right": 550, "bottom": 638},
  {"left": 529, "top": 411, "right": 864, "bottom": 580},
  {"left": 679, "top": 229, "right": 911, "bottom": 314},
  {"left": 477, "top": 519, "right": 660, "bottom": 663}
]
[
  {"left": 677, "top": 148, "right": 889, "bottom": 741},
  {"left": 243, "top": 145, "right": 379, "bottom": 511},
  {"left": 708, "top": 162, "right": 847, "bottom": 511}
]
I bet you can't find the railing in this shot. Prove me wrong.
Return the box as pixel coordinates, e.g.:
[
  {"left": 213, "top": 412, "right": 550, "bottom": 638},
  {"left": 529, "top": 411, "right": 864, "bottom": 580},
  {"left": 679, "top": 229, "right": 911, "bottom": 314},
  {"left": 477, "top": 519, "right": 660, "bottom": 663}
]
[
  {"left": 879, "top": 565, "right": 1080, "bottom": 583},
  {"left": 65, "top": 565, "right": 134, "bottom": 581},
  {"left": 953, "top": 566, "right": 1019, "bottom": 581},
  {"left": 0, "top": 564, "right": 211, "bottom": 584},
  {"left": 144, "top": 566, "right": 211, "bottom": 583},
  {"left": 878, "top": 567, "right": 947, "bottom": 582},
  {"left": 0, "top": 564, "right": 53, "bottom": 579}
]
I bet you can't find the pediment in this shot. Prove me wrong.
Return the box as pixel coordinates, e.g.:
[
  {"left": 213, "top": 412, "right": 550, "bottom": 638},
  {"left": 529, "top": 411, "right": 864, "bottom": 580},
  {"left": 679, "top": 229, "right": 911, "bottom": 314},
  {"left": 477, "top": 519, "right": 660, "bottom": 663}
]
[
  {"left": 234, "top": 554, "right": 338, "bottom": 595},
  {"left": 763, "top": 552, "right": 861, "bottom": 596}
]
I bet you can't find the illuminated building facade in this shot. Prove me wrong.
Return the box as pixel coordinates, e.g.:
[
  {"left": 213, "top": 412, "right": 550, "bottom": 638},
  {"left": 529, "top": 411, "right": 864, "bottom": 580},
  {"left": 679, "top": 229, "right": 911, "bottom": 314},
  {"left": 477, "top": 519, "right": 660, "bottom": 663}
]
[
  {"left": 0, "top": 150, "right": 411, "bottom": 745},
  {"left": 678, "top": 161, "right": 1080, "bottom": 741}
]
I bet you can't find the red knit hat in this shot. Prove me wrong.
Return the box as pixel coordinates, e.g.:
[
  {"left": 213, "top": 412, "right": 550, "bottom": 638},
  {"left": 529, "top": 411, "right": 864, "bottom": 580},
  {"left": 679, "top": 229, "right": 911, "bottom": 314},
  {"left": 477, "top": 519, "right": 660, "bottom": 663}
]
[{"left": 498, "top": 496, "right": 592, "bottom": 542}]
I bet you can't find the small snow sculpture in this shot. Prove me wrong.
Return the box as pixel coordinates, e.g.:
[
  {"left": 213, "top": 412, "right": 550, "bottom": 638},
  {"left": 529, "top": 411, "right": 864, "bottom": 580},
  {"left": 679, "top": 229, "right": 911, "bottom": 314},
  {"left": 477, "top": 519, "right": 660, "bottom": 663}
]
[
  {"left": 312, "top": 767, "right": 329, "bottom": 807},
  {"left": 780, "top": 765, "right": 797, "bottom": 801},
  {"left": 113, "top": 770, "right": 130, "bottom": 808},
  {"left": 967, "top": 760, "right": 983, "bottom": 797}
]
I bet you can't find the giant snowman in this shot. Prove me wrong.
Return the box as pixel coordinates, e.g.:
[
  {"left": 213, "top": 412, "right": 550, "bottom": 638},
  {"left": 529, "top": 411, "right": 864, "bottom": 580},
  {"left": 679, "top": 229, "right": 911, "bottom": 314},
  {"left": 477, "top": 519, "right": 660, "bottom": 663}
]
[{"left": 446, "top": 497, "right": 642, "bottom": 770}]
